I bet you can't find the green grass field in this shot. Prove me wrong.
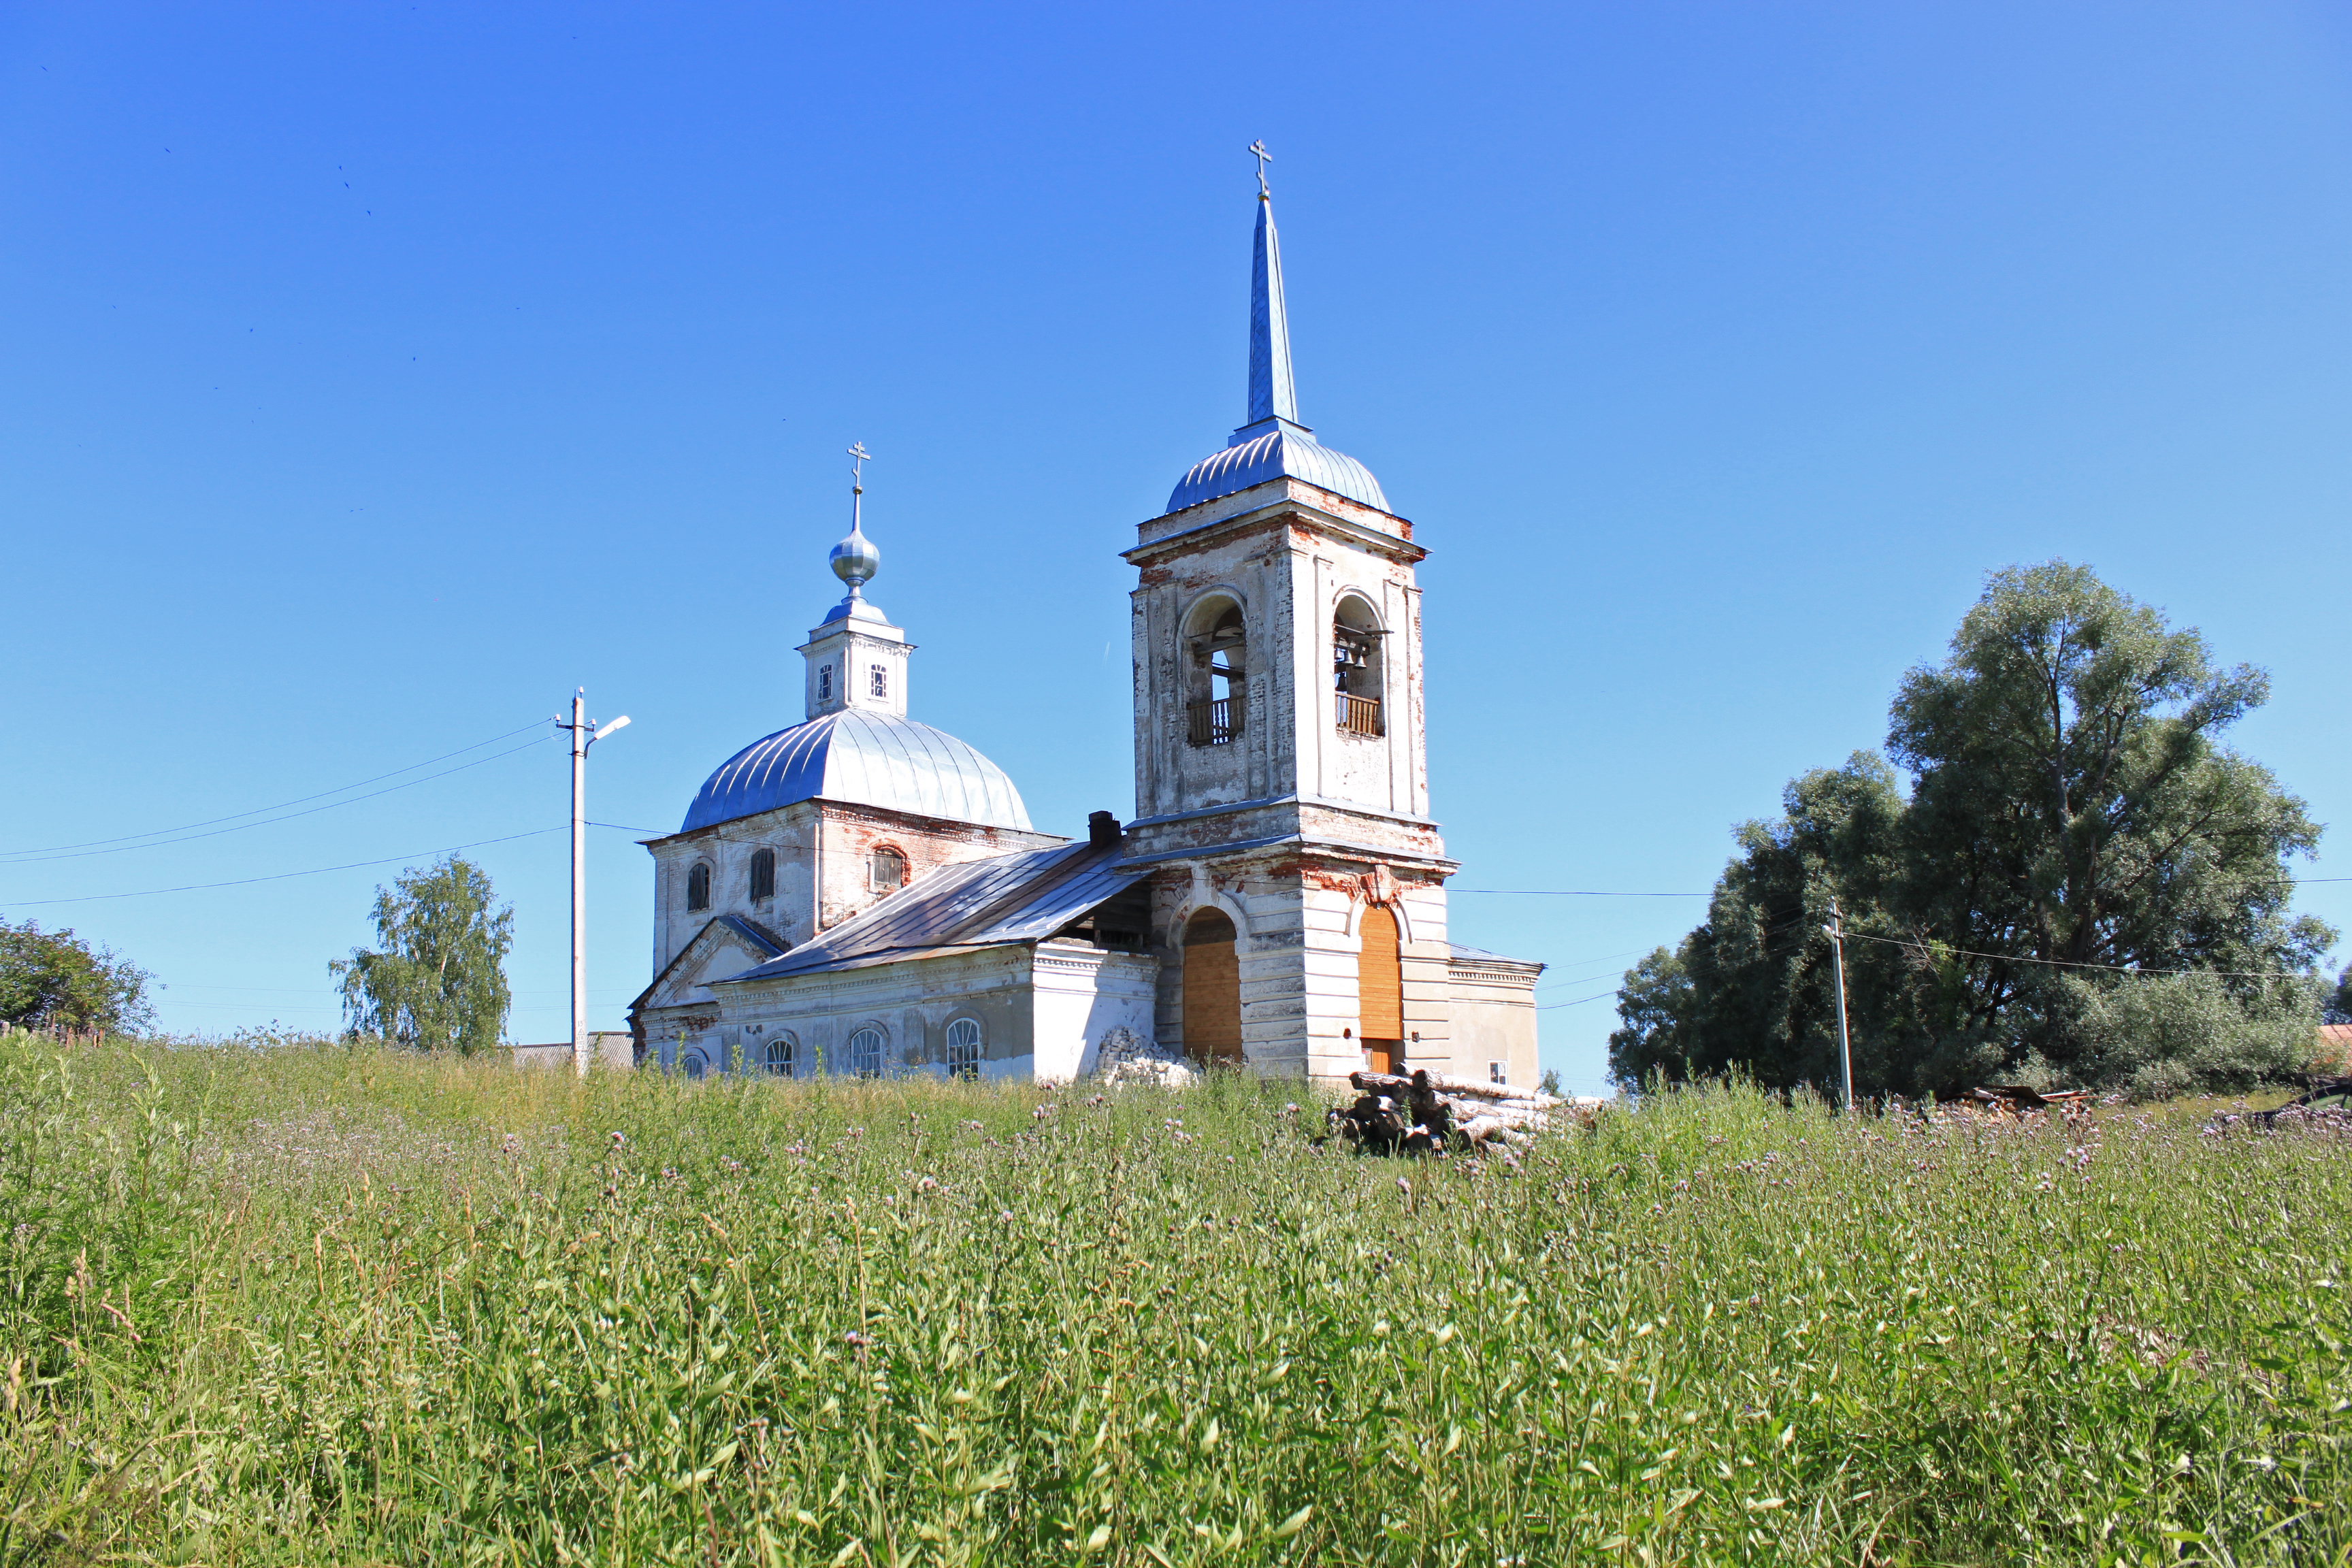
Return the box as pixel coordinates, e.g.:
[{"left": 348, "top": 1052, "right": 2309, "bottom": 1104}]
[{"left": 2, "top": 1033, "right": 2346, "bottom": 1565}]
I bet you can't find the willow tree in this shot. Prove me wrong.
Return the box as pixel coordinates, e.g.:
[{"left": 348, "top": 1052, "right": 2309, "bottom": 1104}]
[
  {"left": 331, "top": 855, "right": 513, "bottom": 1054},
  {"left": 1613, "top": 563, "right": 2332, "bottom": 1096}
]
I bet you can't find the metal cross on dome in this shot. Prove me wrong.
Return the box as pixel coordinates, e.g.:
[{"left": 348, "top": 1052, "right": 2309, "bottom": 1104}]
[
  {"left": 1247, "top": 140, "right": 1272, "bottom": 197},
  {"left": 848, "top": 440, "right": 870, "bottom": 483}
]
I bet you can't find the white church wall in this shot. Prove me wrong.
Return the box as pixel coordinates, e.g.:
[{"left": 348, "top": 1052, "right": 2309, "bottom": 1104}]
[
  {"left": 644, "top": 802, "right": 1065, "bottom": 987},
  {"left": 1030, "top": 943, "right": 1159, "bottom": 1083},
  {"left": 646, "top": 802, "right": 821, "bottom": 979},
  {"left": 712, "top": 946, "right": 1037, "bottom": 1080},
  {"left": 1448, "top": 952, "right": 1543, "bottom": 1090}
]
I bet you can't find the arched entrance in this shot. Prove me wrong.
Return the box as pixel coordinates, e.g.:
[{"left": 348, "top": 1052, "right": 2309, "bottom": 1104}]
[
  {"left": 1358, "top": 902, "right": 1404, "bottom": 1073},
  {"left": 1181, "top": 908, "right": 1244, "bottom": 1065}
]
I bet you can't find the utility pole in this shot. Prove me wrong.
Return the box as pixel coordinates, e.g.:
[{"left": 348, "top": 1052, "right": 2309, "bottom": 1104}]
[
  {"left": 560, "top": 691, "right": 630, "bottom": 1078},
  {"left": 1825, "top": 895, "right": 1855, "bottom": 1112}
]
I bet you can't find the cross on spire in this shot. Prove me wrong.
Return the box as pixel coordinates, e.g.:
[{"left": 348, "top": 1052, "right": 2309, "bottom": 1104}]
[
  {"left": 1247, "top": 139, "right": 1272, "bottom": 198},
  {"left": 847, "top": 440, "right": 872, "bottom": 536}
]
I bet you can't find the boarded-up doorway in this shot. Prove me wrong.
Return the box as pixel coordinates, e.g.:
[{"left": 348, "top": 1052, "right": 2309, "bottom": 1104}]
[
  {"left": 1358, "top": 902, "right": 1403, "bottom": 1072},
  {"left": 1182, "top": 908, "right": 1244, "bottom": 1066}
]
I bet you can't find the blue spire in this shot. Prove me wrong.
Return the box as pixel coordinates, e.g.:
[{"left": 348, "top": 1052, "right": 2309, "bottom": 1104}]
[
  {"left": 1163, "top": 147, "right": 1391, "bottom": 517},
  {"left": 1247, "top": 187, "right": 1299, "bottom": 427}
]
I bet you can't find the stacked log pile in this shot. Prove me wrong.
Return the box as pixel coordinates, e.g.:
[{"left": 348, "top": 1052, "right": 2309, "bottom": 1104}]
[{"left": 1328, "top": 1068, "right": 1597, "bottom": 1154}]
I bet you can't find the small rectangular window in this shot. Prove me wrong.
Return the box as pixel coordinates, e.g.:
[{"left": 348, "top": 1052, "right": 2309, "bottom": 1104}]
[
  {"left": 870, "top": 664, "right": 888, "bottom": 698},
  {"left": 1490, "top": 1060, "right": 1507, "bottom": 1085},
  {"left": 819, "top": 664, "right": 833, "bottom": 702},
  {"left": 871, "top": 846, "right": 906, "bottom": 892}
]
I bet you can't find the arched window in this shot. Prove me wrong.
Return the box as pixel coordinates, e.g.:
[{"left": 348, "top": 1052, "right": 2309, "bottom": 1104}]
[
  {"left": 871, "top": 846, "right": 906, "bottom": 892},
  {"left": 847, "top": 1026, "right": 885, "bottom": 1079},
  {"left": 765, "top": 1034, "right": 797, "bottom": 1078},
  {"left": 1181, "top": 907, "right": 1244, "bottom": 1064},
  {"left": 1334, "top": 596, "right": 1384, "bottom": 737},
  {"left": 1186, "top": 602, "right": 1245, "bottom": 746},
  {"left": 686, "top": 862, "right": 712, "bottom": 911},
  {"left": 749, "top": 847, "right": 775, "bottom": 902},
  {"left": 946, "top": 1018, "right": 982, "bottom": 1079},
  {"left": 681, "top": 1048, "right": 708, "bottom": 1081}
]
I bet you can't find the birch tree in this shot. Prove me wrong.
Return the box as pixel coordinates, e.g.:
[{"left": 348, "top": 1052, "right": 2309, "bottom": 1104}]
[{"left": 331, "top": 855, "right": 513, "bottom": 1053}]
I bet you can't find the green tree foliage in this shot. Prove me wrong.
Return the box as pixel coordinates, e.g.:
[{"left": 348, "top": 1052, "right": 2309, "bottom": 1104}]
[
  {"left": 331, "top": 855, "right": 513, "bottom": 1053},
  {"left": 2328, "top": 964, "right": 2352, "bottom": 1027},
  {"left": 1613, "top": 563, "right": 2334, "bottom": 1096},
  {"left": 0, "top": 919, "right": 152, "bottom": 1034}
]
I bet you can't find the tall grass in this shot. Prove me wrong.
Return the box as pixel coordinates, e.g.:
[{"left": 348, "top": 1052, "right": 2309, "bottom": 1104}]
[{"left": 2, "top": 1032, "right": 2346, "bottom": 1565}]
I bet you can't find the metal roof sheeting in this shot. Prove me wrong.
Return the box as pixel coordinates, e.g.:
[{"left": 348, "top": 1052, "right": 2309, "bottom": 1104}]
[
  {"left": 720, "top": 838, "right": 1144, "bottom": 983},
  {"left": 681, "top": 710, "right": 1032, "bottom": 834},
  {"left": 1167, "top": 425, "right": 1390, "bottom": 514}
]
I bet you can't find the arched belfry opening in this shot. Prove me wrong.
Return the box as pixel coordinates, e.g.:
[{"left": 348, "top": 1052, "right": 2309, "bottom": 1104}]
[
  {"left": 1334, "top": 595, "right": 1385, "bottom": 738},
  {"left": 1184, "top": 600, "right": 1246, "bottom": 747},
  {"left": 1357, "top": 901, "right": 1404, "bottom": 1072},
  {"left": 1181, "top": 907, "right": 1244, "bottom": 1064}
]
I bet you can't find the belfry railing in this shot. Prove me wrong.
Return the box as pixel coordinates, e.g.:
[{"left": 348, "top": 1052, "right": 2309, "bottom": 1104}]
[
  {"left": 1336, "top": 693, "right": 1384, "bottom": 737},
  {"left": 1188, "top": 698, "right": 1238, "bottom": 747}
]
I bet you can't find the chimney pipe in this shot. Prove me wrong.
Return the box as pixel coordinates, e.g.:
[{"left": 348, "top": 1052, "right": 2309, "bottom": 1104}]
[{"left": 1088, "top": 811, "right": 1122, "bottom": 849}]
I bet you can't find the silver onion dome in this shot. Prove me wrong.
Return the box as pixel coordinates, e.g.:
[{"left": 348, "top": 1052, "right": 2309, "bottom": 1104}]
[
  {"left": 823, "top": 521, "right": 888, "bottom": 624},
  {"left": 830, "top": 524, "right": 881, "bottom": 589}
]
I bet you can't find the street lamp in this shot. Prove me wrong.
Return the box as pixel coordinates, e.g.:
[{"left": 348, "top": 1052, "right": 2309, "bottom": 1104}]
[{"left": 561, "top": 691, "right": 630, "bottom": 1077}]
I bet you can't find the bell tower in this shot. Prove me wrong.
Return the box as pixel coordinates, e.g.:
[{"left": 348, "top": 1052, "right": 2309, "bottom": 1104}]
[{"left": 1122, "top": 148, "right": 1456, "bottom": 1082}]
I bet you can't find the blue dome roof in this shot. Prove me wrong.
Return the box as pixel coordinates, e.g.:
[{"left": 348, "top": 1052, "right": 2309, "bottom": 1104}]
[
  {"left": 1168, "top": 423, "right": 1390, "bottom": 514},
  {"left": 681, "top": 710, "right": 1031, "bottom": 833}
]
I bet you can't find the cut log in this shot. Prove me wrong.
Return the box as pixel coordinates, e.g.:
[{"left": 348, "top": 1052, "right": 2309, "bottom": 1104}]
[{"left": 1419, "top": 1073, "right": 1548, "bottom": 1102}]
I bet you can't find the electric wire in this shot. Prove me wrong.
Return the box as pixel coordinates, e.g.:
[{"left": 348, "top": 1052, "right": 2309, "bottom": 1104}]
[
  {"left": 0, "top": 719, "right": 553, "bottom": 858},
  {"left": 1536, "top": 988, "right": 1620, "bottom": 1011},
  {"left": 3, "top": 738, "right": 557, "bottom": 864},
  {"left": 1830, "top": 926, "right": 2331, "bottom": 982},
  {"left": 0, "top": 828, "right": 565, "bottom": 908},
  {"left": 1453, "top": 887, "right": 1708, "bottom": 897}
]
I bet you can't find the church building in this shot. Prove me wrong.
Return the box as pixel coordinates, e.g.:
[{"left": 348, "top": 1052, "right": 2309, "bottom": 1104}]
[{"left": 628, "top": 164, "right": 1543, "bottom": 1085}]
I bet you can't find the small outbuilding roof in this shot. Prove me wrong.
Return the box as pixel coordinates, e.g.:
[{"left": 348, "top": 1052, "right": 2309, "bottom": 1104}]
[{"left": 718, "top": 837, "right": 1145, "bottom": 983}]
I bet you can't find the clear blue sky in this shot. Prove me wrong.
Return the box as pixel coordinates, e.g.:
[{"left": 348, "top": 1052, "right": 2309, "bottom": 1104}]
[{"left": 4, "top": 3, "right": 2347, "bottom": 1092}]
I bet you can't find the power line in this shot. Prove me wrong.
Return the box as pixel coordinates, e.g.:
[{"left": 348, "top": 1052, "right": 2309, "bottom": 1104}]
[
  {"left": 1537, "top": 988, "right": 1620, "bottom": 1011},
  {"left": 3, "top": 738, "right": 555, "bottom": 864},
  {"left": 589, "top": 821, "right": 671, "bottom": 836},
  {"left": 1457, "top": 878, "right": 2351, "bottom": 898},
  {"left": 0, "top": 719, "right": 553, "bottom": 858},
  {"left": 0, "top": 828, "right": 564, "bottom": 908},
  {"left": 1532, "top": 947, "right": 1655, "bottom": 990},
  {"left": 1454, "top": 887, "right": 1707, "bottom": 897},
  {"left": 1833, "top": 926, "right": 2327, "bottom": 981}
]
